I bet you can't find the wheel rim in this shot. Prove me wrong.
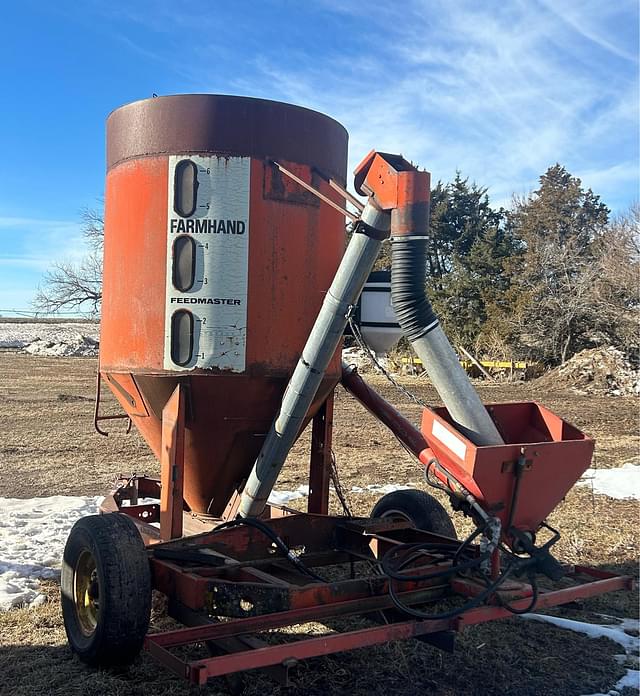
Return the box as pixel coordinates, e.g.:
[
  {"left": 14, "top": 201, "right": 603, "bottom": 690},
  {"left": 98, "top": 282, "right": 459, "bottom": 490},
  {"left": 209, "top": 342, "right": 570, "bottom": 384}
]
[
  {"left": 74, "top": 550, "right": 100, "bottom": 636},
  {"left": 380, "top": 509, "right": 415, "bottom": 526}
]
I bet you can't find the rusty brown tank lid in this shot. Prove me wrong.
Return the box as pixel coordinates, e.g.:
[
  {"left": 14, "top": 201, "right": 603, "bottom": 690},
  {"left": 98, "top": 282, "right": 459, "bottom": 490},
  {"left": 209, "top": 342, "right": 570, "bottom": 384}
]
[{"left": 106, "top": 94, "right": 349, "bottom": 183}]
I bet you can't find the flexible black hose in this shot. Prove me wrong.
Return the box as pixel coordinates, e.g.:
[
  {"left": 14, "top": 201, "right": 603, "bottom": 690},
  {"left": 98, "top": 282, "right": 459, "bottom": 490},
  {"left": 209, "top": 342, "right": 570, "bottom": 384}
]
[
  {"left": 453, "top": 525, "right": 487, "bottom": 566},
  {"left": 380, "top": 524, "right": 490, "bottom": 583},
  {"left": 382, "top": 548, "right": 486, "bottom": 583},
  {"left": 391, "top": 237, "right": 438, "bottom": 341},
  {"left": 388, "top": 564, "right": 516, "bottom": 620},
  {"left": 209, "top": 517, "right": 327, "bottom": 583},
  {"left": 239, "top": 518, "right": 327, "bottom": 583},
  {"left": 499, "top": 575, "right": 539, "bottom": 615},
  {"left": 379, "top": 522, "right": 542, "bottom": 619}
]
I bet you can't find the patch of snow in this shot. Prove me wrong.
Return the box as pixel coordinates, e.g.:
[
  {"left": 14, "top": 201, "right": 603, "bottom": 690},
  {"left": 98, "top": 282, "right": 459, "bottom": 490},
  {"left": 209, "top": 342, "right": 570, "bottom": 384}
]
[
  {"left": 342, "top": 346, "right": 393, "bottom": 375},
  {"left": 577, "top": 463, "right": 640, "bottom": 500},
  {"left": 0, "top": 484, "right": 432, "bottom": 612},
  {"left": 0, "top": 496, "right": 101, "bottom": 610},
  {"left": 267, "top": 485, "right": 310, "bottom": 505},
  {"left": 119, "top": 497, "right": 158, "bottom": 507},
  {"left": 522, "top": 613, "right": 640, "bottom": 695},
  {"left": 0, "top": 322, "right": 99, "bottom": 350},
  {"left": 350, "top": 483, "right": 414, "bottom": 494},
  {"left": 24, "top": 333, "right": 99, "bottom": 357},
  {"left": 268, "top": 483, "right": 416, "bottom": 504},
  {"left": 609, "top": 667, "right": 640, "bottom": 694},
  {"left": 523, "top": 613, "right": 638, "bottom": 651}
]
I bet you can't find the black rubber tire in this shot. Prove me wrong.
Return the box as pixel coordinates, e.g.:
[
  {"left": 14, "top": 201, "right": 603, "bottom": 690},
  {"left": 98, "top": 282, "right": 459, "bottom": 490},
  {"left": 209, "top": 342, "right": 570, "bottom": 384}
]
[
  {"left": 61, "top": 513, "right": 151, "bottom": 667},
  {"left": 371, "top": 489, "right": 457, "bottom": 538}
]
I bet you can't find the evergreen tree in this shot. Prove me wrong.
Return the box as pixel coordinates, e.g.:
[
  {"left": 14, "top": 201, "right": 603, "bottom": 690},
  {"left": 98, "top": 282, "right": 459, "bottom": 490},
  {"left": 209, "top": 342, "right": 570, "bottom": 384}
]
[{"left": 427, "top": 175, "right": 516, "bottom": 348}]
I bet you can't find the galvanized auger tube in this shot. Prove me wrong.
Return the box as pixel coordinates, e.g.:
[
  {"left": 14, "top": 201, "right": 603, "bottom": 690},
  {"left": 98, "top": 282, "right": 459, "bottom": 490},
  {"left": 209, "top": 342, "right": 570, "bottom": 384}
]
[
  {"left": 391, "top": 236, "right": 504, "bottom": 446},
  {"left": 351, "top": 151, "right": 503, "bottom": 447},
  {"left": 237, "top": 202, "right": 390, "bottom": 518}
]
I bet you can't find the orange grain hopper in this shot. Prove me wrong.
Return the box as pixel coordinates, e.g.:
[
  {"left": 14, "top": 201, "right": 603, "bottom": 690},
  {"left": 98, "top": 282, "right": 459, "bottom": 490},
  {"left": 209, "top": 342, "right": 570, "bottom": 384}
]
[{"left": 100, "top": 95, "right": 346, "bottom": 516}]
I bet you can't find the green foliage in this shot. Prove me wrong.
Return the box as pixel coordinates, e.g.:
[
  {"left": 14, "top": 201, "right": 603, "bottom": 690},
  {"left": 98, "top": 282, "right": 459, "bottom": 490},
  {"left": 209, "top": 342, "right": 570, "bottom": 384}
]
[
  {"left": 426, "top": 175, "right": 519, "bottom": 349},
  {"left": 509, "top": 164, "right": 609, "bottom": 247}
]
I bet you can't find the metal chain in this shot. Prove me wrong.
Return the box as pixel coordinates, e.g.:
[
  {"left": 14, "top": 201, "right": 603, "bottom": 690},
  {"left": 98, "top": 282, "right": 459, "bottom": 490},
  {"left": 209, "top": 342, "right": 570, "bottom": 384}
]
[
  {"left": 589, "top": 450, "right": 597, "bottom": 513},
  {"left": 347, "top": 315, "right": 429, "bottom": 408},
  {"left": 329, "top": 450, "right": 353, "bottom": 518}
]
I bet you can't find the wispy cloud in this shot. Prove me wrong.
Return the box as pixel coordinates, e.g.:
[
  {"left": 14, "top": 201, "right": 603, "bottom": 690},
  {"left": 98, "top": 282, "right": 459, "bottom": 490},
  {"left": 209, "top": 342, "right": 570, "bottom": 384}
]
[
  {"left": 538, "top": 0, "right": 639, "bottom": 63},
  {"left": 577, "top": 161, "right": 640, "bottom": 197},
  {"left": 35, "top": 0, "right": 640, "bottom": 215},
  {"left": 0, "top": 257, "right": 54, "bottom": 271},
  {"left": 0, "top": 216, "right": 84, "bottom": 262},
  {"left": 2, "top": 0, "right": 635, "bottom": 315},
  {"left": 220, "top": 0, "right": 638, "bottom": 211},
  {"left": 0, "top": 216, "right": 79, "bottom": 229}
]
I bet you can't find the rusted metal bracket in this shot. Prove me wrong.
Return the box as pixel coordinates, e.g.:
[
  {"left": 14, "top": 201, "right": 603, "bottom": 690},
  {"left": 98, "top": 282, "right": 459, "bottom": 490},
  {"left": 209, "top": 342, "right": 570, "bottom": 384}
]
[
  {"left": 270, "top": 160, "right": 363, "bottom": 221},
  {"left": 353, "top": 150, "right": 430, "bottom": 236},
  {"left": 93, "top": 369, "right": 132, "bottom": 436},
  {"left": 160, "top": 384, "right": 186, "bottom": 540},
  {"left": 308, "top": 394, "right": 334, "bottom": 515}
]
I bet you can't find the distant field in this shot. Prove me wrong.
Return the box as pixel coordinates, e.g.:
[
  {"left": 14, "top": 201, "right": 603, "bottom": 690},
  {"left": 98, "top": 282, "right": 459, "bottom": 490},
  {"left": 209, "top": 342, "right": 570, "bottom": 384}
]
[
  {"left": 0, "top": 352, "right": 638, "bottom": 696},
  {"left": 0, "top": 317, "right": 99, "bottom": 323}
]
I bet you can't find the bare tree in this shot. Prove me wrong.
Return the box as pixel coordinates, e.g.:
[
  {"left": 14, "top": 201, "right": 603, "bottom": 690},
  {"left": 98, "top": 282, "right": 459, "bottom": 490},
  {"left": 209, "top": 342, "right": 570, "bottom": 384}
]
[
  {"left": 502, "top": 165, "right": 614, "bottom": 364},
  {"left": 503, "top": 202, "right": 639, "bottom": 364},
  {"left": 589, "top": 203, "right": 640, "bottom": 357},
  {"left": 33, "top": 207, "right": 104, "bottom": 316},
  {"left": 511, "top": 236, "right": 602, "bottom": 363},
  {"left": 78, "top": 206, "right": 104, "bottom": 252}
]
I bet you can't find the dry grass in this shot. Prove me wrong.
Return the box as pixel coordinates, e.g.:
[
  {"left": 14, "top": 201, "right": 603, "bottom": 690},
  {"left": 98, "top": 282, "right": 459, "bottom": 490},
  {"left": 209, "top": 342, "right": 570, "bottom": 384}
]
[{"left": 0, "top": 352, "right": 638, "bottom": 695}]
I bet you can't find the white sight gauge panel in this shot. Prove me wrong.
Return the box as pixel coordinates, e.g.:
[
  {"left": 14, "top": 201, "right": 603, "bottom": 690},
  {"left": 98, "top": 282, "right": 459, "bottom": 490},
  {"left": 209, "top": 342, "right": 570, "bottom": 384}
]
[{"left": 164, "top": 155, "right": 250, "bottom": 372}]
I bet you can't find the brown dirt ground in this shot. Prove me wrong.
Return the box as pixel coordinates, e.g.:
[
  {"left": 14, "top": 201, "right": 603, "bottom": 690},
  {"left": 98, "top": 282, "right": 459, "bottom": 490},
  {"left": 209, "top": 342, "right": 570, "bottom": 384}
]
[{"left": 0, "top": 352, "right": 638, "bottom": 696}]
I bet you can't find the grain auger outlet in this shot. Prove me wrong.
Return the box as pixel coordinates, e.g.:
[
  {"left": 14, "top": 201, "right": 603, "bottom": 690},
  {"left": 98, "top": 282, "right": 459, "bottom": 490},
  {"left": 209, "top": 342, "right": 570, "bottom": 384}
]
[{"left": 60, "top": 94, "right": 633, "bottom": 688}]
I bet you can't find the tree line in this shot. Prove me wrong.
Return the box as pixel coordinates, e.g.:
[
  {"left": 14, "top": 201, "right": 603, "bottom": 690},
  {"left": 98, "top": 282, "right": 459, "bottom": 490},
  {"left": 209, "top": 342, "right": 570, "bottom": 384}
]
[
  {"left": 375, "top": 164, "right": 638, "bottom": 365},
  {"left": 35, "top": 164, "right": 639, "bottom": 366}
]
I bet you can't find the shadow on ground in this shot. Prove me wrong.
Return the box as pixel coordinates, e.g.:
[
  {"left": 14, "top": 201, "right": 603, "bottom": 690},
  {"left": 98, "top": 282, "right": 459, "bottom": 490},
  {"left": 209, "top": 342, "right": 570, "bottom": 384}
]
[{"left": 0, "top": 569, "right": 636, "bottom": 696}]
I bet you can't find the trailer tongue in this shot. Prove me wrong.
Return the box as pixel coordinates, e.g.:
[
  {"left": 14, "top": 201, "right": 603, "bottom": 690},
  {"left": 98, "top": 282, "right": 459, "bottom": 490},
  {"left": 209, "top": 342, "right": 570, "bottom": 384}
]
[{"left": 61, "top": 94, "right": 633, "bottom": 687}]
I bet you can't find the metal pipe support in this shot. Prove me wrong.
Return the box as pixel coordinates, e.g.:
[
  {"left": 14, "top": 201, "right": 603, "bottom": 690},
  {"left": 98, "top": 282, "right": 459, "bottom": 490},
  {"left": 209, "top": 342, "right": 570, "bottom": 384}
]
[{"left": 237, "top": 203, "right": 391, "bottom": 517}]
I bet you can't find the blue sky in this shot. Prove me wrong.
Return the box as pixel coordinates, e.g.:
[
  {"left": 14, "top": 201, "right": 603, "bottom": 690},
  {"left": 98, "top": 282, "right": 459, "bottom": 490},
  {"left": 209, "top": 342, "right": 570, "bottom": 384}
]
[{"left": 0, "top": 0, "right": 637, "bottom": 315}]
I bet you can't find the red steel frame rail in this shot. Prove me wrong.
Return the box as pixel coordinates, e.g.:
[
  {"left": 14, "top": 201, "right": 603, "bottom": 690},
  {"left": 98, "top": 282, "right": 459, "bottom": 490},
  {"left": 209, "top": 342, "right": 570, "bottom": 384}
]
[
  {"left": 102, "top": 369, "right": 634, "bottom": 686},
  {"left": 145, "top": 566, "right": 633, "bottom": 685}
]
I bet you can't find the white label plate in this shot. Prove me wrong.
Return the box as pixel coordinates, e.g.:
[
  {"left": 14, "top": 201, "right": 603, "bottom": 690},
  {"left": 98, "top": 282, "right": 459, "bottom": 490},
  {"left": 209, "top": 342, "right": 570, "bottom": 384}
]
[{"left": 431, "top": 420, "right": 467, "bottom": 460}]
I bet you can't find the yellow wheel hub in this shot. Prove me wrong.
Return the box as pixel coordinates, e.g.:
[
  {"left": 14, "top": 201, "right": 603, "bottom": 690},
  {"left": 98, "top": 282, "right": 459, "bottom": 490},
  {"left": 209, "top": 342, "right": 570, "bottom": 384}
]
[{"left": 74, "top": 550, "right": 100, "bottom": 636}]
